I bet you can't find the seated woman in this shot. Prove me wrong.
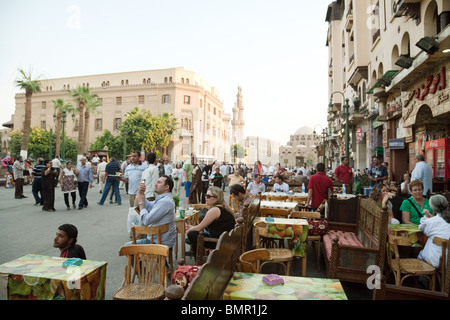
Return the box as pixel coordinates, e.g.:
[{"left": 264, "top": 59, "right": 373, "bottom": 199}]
[
  {"left": 417, "top": 194, "right": 450, "bottom": 268},
  {"left": 399, "top": 179, "right": 434, "bottom": 225},
  {"left": 369, "top": 182, "right": 399, "bottom": 224},
  {"left": 186, "top": 186, "right": 236, "bottom": 258}
]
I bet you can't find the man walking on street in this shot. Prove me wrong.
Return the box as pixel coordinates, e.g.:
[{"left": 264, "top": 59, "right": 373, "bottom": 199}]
[
  {"left": 76, "top": 157, "right": 93, "bottom": 210},
  {"left": 13, "top": 155, "right": 26, "bottom": 199},
  {"left": 97, "top": 157, "right": 122, "bottom": 205},
  {"left": 411, "top": 154, "right": 433, "bottom": 197},
  {"left": 32, "top": 157, "right": 45, "bottom": 205},
  {"left": 118, "top": 151, "right": 148, "bottom": 207},
  {"left": 141, "top": 153, "right": 159, "bottom": 201}
]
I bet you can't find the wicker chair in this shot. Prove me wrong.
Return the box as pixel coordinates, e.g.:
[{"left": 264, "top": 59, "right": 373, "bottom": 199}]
[
  {"left": 113, "top": 244, "right": 169, "bottom": 300},
  {"left": 238, "top": 248, "right": 288, "bottom": 274},
  {"left": 388, "top": 235, "right": 437, "bottom": 290},
  {"left": 433, "top": 237, "right": 449, "bottom": 292}
]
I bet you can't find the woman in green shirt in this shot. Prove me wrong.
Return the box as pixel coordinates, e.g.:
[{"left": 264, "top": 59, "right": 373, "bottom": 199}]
[{"left": 400, "top": 179, "right": 434, "bottom": 225}]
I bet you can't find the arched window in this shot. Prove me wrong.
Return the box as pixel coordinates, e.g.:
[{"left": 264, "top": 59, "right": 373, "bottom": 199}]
[
  {"left": 181, "top": 78, "right": 184, "bottom": 84},
  {"left": 186, "top": 78, "right": 189, "bottom": 84},
  {"left": 424, "top": 1, "right": 439, "bottom": 36},
  {"left": 164, "top": 77, "right": 168, "bottom": 83},
  {"left": 391, "top": 45, "right": 400, "bottom": 70}
]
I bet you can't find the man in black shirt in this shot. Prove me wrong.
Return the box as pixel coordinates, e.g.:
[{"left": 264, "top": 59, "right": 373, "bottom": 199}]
[
  {"left": 32, "top": 158, "right": 46, "bottom": 205},
  {"left": 53, "top": 224, "right": 86, "bottom": 259},
  {"left": 97, "top": 157, "right": 122, "bottom": 205}
]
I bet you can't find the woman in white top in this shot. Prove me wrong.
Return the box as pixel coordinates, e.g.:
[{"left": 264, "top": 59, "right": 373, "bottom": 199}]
[
  {"left": 417, "top": 195, "right": 450, "bottom": 268},
  {"left": 171, "top": 163, "right": 182, "bottom": 197},
  {"left": 60, "top": 161, "right": 78, "bottom": 210}
]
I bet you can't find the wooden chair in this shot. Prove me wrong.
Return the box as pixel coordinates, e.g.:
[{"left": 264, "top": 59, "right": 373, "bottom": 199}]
[
  {"left": 290, "top": 210, "right": 322, "bottom": 271},
  {"left": 268, "top": 195, "right": 288, "bottom": 202},
  {"left": 193, "top": 204, "right": 210, "bottom": 210},
  {"left": 253, "top": 221, "right": 295, "bottom": 276},
  {"left": 238, "top": 248, "right": 289, "bottom": 275},
  {"left": 113, "top": 244, "right": 169, "bottom": 300},
  {"left": 388, "top": 235, "right": 437, "bottom": 290},
  {"left": 229, "top": 195, "right": 239, "bottom": 213},
  {"left": 433, "top": 237, "right": 449, "bottom": 293},
  {"left": 131, "top": 224, "right": 174, "bottom": 274},
  {"left": 260, "top": 207, "right": 290, "bottom": 218},
  {"left": 289, "top": 196, "right": 308, "bottom": 206}
]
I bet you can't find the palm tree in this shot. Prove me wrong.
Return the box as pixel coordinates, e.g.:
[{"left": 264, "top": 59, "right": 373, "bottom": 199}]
[
  {"left": 15, "top": 68, "right": 42, "bottom": 159},
  {"left": 83, "top": 95, "right": 102, "bottom": 153},
  {"left": 68, "top": 85, "right": 98, "bottom": 156},
  {"left": 52, "top": 99, "right": 74, "bottom": 159}
]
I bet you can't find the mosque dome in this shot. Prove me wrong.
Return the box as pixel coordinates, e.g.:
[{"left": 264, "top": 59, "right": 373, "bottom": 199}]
[{"left": 294, "top": 126, "right": 314, "bottom": 136}]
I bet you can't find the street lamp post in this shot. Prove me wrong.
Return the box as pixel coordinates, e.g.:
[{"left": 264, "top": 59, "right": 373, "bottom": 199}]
[
  {"left": 314, "top": 125, "right": 327, "bottom": 164},
  {"left": 329, "top": 92, "right": 350, "bottom": 160},
  {"left": 61, "top": 110, "right": 67, "bottom": 161}
]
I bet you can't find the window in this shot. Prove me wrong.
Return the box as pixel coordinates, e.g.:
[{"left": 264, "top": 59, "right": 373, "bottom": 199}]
[
  {"left": 184, "top": 95, "right": 190, "bottom": 104},
  {"left": 95, "top": 119, "right": 102, "bottom": 131},
  {"left": 162, "top": 94, "right": 170, "bottom": 104},
  {"left": 41, "top": 101, "right": 46, "bottom": 109},
  {"left": 116, "top": 97, "right": 122, "bottom": 105},
  {"left": 41, "top": 121, "right": 46, "bottom": 129},
  {"left": 164, "top": 77, "right": 168, "bottom": 83},
  {"left": 200, "top": 99, "right": 203, "bottom": 108},
  {"left": 114, "top": 118, "right": 122, "bottom": 131},
  {"left": 138, "top": 95, "right": 145, "bottom": 104}
]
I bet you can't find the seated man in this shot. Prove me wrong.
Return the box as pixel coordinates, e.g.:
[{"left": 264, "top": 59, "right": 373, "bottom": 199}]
[
  {"left": 230, "top": 184, "right": 253, "bottom": 220},
  {"left": 247, "top": 174, "right": 266, "bottom": 196},
  {"left": 127, "top": 175, "right": 177, "bottom": 249},
  {"left": 53, "top": 224, "right": 86, "bottom": 259},
  {"left": 272, "top": 176, "right": 289, "bottom": 193}
]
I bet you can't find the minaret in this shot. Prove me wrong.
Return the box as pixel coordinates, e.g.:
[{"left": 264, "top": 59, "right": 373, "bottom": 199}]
[{"left": 231, "top": 86, "right": 245, "bottom": 145}]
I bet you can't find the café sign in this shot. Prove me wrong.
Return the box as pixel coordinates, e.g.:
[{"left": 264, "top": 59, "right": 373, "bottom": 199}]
[{"left": 389, "top": 138, "right": 405, "bottom": 150}]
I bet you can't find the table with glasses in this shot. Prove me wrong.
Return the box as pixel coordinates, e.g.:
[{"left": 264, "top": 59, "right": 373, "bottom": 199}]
[
  {"left": 389, "top": 223, "right": 425, "bottom": 246},
  {"left": 0, "top": 254, "right": 107, "bottom": 300},
  {"left": 223, "top": 272, "right": 347, "bottom": 300},
  {"left": 175, "top": 209, "right": 200, "bottom": 261}
]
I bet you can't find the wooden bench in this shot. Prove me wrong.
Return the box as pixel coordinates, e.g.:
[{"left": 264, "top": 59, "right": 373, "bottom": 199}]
[
  {"left": 323, "top": 198, "right": 389, "bottom": 284},
  {"left": 166, "top": 224, "right": 243, "bottom": 300},
  {"left": 327, "top": 195, "right": 360, "bottom": 227}
]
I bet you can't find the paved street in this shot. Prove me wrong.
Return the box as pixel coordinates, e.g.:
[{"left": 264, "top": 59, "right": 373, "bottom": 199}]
[{"left": 0, "top": 181, "right": 372, "bottom": 300}]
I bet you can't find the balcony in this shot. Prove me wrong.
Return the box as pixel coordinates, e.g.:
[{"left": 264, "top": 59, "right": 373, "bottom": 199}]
[{"left": 345, "top": 10, "right": 353, "bottom": 32}]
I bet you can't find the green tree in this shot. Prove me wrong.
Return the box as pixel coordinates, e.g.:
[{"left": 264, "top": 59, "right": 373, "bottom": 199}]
[
  {"left": 83, "top": 95, "right": 102, "bottom": 153},
  {"left": 90, "top": 129, "right": 122, "bottom": 159},
  {"left": 68, "top": 85, "right": 98, "bottom": 156},
  {"left": 231, "top": 144, "right": 247, "bottom": 163},
  {"left": 52, "top": 98, "right": 75, "bottom": 158},
  {"left": 15, "top": 68, "right": 42, "bottom": 158},
  {"left": 9, "top": 130, "right": 22, "bottom": 157}
]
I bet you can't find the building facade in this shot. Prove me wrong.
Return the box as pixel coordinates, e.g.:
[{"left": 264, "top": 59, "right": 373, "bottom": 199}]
[
  {"left": 279, "top": 126, "right": 320, "bottom": 168},
  {"left": 12, "top": 67, "right": 232, "bottom": 163},
  {"left": 325, "top": 0, "right": 450, "bottom": 186}
]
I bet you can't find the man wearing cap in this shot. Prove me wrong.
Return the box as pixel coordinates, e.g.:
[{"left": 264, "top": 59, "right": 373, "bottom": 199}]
[{"left": 53, "top": 224, "right": 86, "bottom": 259}]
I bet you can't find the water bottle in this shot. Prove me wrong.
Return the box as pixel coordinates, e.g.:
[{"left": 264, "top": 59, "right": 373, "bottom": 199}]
[
  {"left": 302, "top": 183, "right": 305, "bottom": 193},
  {"left": 342, "top": 184, "right": 346, "bottom": 194},
  {"left": 179, "top": 199, "right": 185, "bottom": 219}
]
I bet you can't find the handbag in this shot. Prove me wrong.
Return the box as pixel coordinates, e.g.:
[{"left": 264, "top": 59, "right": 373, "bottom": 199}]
[{"left": 407, "top": 198, "right": 423, "bottom": 218}]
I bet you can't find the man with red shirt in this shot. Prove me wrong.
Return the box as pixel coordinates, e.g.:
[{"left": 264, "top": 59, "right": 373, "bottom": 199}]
[
  {"left": 334, "top": 157, "right": 353, "bottom": 185},
  {"left": 307, "top": 163, "right": 333, "bottom": 210}
]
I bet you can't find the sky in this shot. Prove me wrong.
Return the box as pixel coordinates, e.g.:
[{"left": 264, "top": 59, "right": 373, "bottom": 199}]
[{"left": 0, "top": 0, "right": 331, "bottom": 146}]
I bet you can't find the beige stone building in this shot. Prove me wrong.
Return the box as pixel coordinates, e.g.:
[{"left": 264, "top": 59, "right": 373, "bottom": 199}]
[
  {"left": 279, "top": 126, "right": 320, "bottom": 168},
  {"left": 12, "top": 67, "right": 232, "bottom": 163},
  {"left": 245, "top": 136, "right": 280, "bottom": 166},
  {"left": 326, "top": 0, "right": 450, "bottom": 184}
]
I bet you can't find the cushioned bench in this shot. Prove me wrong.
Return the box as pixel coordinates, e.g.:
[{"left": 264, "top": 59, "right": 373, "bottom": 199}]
[{"left": 323, "top": 198, "right": 389, "bottom": 284}]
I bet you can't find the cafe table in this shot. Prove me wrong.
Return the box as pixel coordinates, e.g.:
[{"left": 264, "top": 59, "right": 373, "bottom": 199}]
[
  {"left": 335, "top": 193, "right": 356, "bottom": 200},
  {"left": 223, "top": 272, "right": 347, "bottom": 300},
  {"left": 254, "top": 217, "right": 309, "bottom": 257},
  {"left": 388, "top": 224, "right": 425, "bottom": 246},
  {"left": 0, "top": 254, "right": 107, "bottom": 300},
  {"left": 261, "top": 200, "right": 298, "bottom": 211},
  {"left": 175, "top": 209, "right": 200, "bottom": 261}
]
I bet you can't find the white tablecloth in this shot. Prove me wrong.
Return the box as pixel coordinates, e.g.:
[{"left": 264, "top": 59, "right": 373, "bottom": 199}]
[{"left": 261, "top": 200, "right": 298, "bottom": 210}]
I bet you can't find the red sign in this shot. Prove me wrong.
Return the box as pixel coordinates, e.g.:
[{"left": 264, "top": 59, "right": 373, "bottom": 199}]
[
  {"left": 415, "top": 67, "right": 446, "bottom": 101},
  {"left": 356, "top": 126, "right": 363, "bottom": 142}
]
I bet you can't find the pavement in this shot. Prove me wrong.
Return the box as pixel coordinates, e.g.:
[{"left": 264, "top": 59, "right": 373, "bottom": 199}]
[{"left": 0, "top": 181, "right": 373, "bottom": 300}]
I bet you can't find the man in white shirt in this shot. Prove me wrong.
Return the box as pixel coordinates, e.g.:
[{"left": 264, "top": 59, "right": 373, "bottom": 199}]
[
  {"left": 164, "top": 159, "right": 173, "bottom": 177},
  {"left": 411, "top": 154, "right": 433, "bottom": 196},
  {"left": 299, "top": 162, "right": 310, "bottom": 177},
  {"left": 141, "top": 153, "right": 159, "bottom": 201},
  {"left": 246, "top": 174, "right": 266, "bottom": 196},
  {"left": 272, "top": 176, "right": 289, "bottom": 193},
  {"left": 219, "top": 162, "right": 229, "bottom": 191},
  {"left": 97, "top": 157, "right": 107, "bottom": 193},
  {"left": 52, "top": 155, "right": 62, "bottom": 186}
]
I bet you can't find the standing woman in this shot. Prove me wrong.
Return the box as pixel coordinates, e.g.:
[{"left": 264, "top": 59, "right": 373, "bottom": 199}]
[
  {"left": 60, "top": 161, "right": 78, "bottom": 210},
  {"left": 171, "top": 163, "right": 182, "bottom": 197},
  {"left": 42, "top": 160, "right": 58, "bottom": 212}
]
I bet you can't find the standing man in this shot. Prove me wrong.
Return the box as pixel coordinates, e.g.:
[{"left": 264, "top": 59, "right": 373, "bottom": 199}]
[
  {"left": 141, "top": 153, "right": 159, "bottom": 201},
  {"left": 97, "top": 157, "right": 122, "bottom": 205},
  {"left": 306, "top": 163, "right": 333, "bottom": 211},
  {"left": 183, "top": 153, "right": 194, "bottom": 205},
  {"left": 368, "top": 156, "right": 388, "bottom": 187},
  {"left": 299, "top": 162, "right": 311, "bottom": 178},
  {"left": 118, "top": 151, "right": 148, "bottom": 207},
  {"left": 411, "top": 154, "right": 433, "bottom": 197},
  {"left": 164, "top": 159, "right": 173, "bottom": 178},
  {"left": 32, "top": 157, "right": 45, "bottom": 205},
  {"left": 97, "top": 157, "right": 107, "bottom": 193},
  {"left": 120, "top": 155, "right": 131, "bottom": 193},
  {"left": 52, "top": 155, "right": 62, "bottom": 186},
  {"left": 220, "top": 162, "right": 229, "bottom": 191},
  {"left": 75, "top": 157, "right": 94, "bottom": 210},
  {"left": 334, "top": 157, "right": 353, "bottom": 185},
  {"left": 13, "top": 155, "right": 26, "bottom": 199}
]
